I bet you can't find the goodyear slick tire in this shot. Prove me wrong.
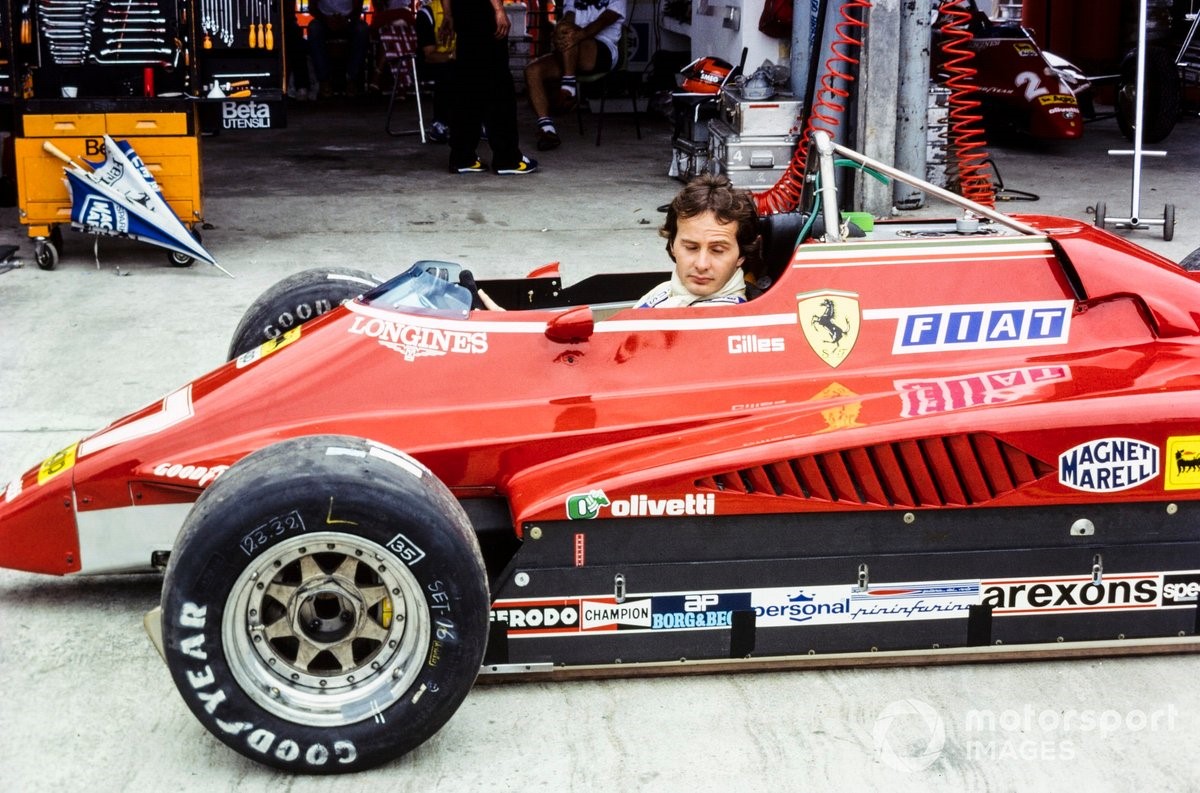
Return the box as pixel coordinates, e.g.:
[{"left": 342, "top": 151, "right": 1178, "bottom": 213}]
[
  {"left": 227, "top": 268, "right": 382, "bottom": 360},
  {"left": 1180, "top": 246, "right": 1200, "bottom": 272},
  {"left": 160, "top": 435, "right": 489, "bottom": 774},
  {"left": 1115, "top": 46, "right": 1181, "bottom": 144}
]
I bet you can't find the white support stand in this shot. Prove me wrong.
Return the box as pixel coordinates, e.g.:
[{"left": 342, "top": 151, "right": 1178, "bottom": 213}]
[{"left": 1095, "top": 0, "right": 1176, "bottom": 241}]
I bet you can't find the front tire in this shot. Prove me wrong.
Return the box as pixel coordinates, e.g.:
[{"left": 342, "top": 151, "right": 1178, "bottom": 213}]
[
  {"left": 1115, "top": 46, "right": 1181, "bottom": 144},
  {"left": 227, "top": 268, "right": 382, "bottom": 360},
  {"left": 160, "top": 435, "right": 489, "bottom": 773}
]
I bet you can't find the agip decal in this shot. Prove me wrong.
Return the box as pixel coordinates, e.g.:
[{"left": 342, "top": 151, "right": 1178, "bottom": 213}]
[
  {"left": 37, "top": 443, "right": 79, "bottom": 485},
  {"left": 1165, "top": 436, "right": 1200, "bottom": 491},
  {"left": 1057, "top": 438, "right": 1158, "bottom": 493}
]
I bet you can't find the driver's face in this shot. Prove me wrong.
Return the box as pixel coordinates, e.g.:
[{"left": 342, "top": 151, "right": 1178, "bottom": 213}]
[{"left": 671, "top": 211, "right": 745, "bottom": 298}]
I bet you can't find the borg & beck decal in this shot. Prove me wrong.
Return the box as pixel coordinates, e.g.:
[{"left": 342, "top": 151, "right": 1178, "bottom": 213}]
[{"left": 1057, "top": 438, "right": 1159, "bottom": 493}]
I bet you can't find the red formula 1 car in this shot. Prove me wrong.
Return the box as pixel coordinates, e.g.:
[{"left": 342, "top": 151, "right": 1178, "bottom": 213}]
[
  {"left": 3, "top": 133, "right": 1200, "bottom": 773},
  {"left": 934, "top": 2, "right": 1091, "bottom": 140}
]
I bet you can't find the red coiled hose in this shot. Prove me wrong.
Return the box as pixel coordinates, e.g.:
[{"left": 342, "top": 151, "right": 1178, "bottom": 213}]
[
  {"left": 755, "top": 0, "right": 872, "bottom": 216},
  {"left": 938, "top": 0, "right": 995, "bottom": 207}
]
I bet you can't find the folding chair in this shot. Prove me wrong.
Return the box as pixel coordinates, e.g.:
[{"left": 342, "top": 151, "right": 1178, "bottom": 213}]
[
  {"left": 379, "top": 12, "right": 427, "bottom": 141},
  {"left": 576, "top": 25, "right": 641, "bottom": 146}
]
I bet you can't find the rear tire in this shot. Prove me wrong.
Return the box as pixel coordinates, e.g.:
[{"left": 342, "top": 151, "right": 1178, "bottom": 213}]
[
  {"left": 227, "top": 268, "right": 382, "bottom": 360},
  {"left": 159, "top": 435, "right": 489, "bottom": 773},
  {"left": 1179, "top": 246, "right": 1200, "bottom": 272},
  {"left": 1115, "top": 46, "right": 1181, "bottom": 144}
]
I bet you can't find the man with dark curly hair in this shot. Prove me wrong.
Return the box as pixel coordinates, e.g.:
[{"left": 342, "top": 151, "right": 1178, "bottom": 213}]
[{"left": 636, "top": 173, "right": 763, "bottom": 308}]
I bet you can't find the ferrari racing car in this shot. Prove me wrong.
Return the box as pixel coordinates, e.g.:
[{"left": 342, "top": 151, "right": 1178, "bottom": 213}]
[{"left": 2, "top": 133, "right": 1200, "bottom": 773}]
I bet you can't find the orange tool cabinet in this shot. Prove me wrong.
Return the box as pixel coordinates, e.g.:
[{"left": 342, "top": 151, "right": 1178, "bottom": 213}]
[{"left": 14, "top": 100, "right": 203, "bottom": 267}]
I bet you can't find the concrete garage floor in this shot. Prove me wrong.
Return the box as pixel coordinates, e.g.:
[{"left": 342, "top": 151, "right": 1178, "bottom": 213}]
[{"left": 1, "top": 95, "right": 1199, "bottom": 792}]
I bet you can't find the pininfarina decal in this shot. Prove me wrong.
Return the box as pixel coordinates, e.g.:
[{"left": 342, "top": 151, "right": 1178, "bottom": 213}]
[
  {"left": 1165, "top": 436, "right": 1200, "bottom": 491},
  {"left": 752, "top": 580, "right": 978, "bottom": 626},
  {"left": 348, "top": 315, "right": 488, "bottom": 361},
  {"left": 896, "top": 365, "right": 1071, "bottom": 417},
  {"left": 565, "top": 490, "right": 715, "bottom": 520},
  {"left": 1058, "top": 438, "right": 1158, "bottom": 493},
  {"left": 865, "top": 299, "right": 1072, "bottom": 354},
  {"left": 797, "top": 290, "right": 859, "bottom": 368}
]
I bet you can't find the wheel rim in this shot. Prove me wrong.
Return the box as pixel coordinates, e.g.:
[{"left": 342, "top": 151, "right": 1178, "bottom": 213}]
[{"left": 223, "top": 531, "right": 431, "bottom": 727}]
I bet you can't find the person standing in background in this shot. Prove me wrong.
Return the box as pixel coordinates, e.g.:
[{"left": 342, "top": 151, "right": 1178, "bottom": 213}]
[
  {"left": 415, "top": 0, "right": 456, "bottom": 142},
  {"left": 440, "top": 0, "right": 538, "bottom": 174},
  {"left": 307, "top": 0, "right": 371, "bottom": 98}
]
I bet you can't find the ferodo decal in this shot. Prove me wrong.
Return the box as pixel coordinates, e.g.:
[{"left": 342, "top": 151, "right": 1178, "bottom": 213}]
[
  {"left": 236, "top": 326, "right": 301, "bottom": 369},
  {"left": 172, "top": 601, "right": 358, "bottom": 768},
  {"left": 489, "top": 598, "right": 580, "bottom": 634},
  {"left": 347, "top": 315, "right": 488, "bottom": 361},
  {"left": 1058, "top": 438, "right": 1158, "bottom": 493},
  {"left": 564, "top": 490, "right": 715, "bottom": 520},
  {"left": 37, "top": 443, "right": 79, "bottom": 485},
  {"left": 1165, "top": 435, "right": 1200, "bottom": 491},
  {"left": 896, "top": 364, "right": 1071, "bottom": 417},
  {"left": 866, "top": 299, "right": 1072, "bottom": 355},
  {"left": 797, "top": 290, "right": 860, "bottom": 368},
  {"left": 980, "top": 570, "right": 1200, "bottom": 615}
]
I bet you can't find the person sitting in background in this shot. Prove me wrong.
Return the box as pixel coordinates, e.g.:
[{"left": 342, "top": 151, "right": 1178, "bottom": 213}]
[
  {"left": 307, "top": 0, "right": 370, "bottom": 98},
  {"left": 635, "top": 173, "right": 762, "bottom": 308},
  {"left": 524, "top": 0, "right": 626, "bottom": 151},
  {"left": 415, "top": 0, "right": 455, "bottom": 142}
]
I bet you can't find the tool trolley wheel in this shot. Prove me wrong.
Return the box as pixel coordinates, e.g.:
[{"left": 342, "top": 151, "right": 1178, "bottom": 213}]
[
  {"left": 167, "top": 227, "right": 201, "bottom": 267},
  {"left": 34, "top": 238, "right": 58, "bottom": 270},
  {"left": 1094, "top": 202, "right": 1107, "bottom": 230},
  {"left": 1163, "top": 204, "right": 1175, "bottom": 241}
]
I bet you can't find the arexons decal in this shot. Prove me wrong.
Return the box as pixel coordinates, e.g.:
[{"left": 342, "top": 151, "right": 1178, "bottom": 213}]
[
  {"left": 896, "top": 365, "right": 1071, "bottom": 417},
  {"left": 564, "top": 490, "right": 715, "bottom": 520},
  {"left": 1058, "top": 438, "right": 1158, "bottom": 493},
  {"left": 1165, "top": 435, "right": 1200, "bottom": 491},
  {"left": 865, "top": 299, "right": 1072, "bottom": 354},
  {"left": 347, "top": 315, "right": 487, "bottom": 361},
  {"left": 980, "top": 570, "right": 1200, "bottom": 614}
]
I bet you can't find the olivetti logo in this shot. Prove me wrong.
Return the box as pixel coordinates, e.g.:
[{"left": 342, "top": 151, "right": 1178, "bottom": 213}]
[{"left": 566, "top": 490, "right": 610, "bottom": 520}]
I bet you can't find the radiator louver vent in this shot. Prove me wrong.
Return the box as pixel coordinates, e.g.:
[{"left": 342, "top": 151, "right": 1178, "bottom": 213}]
[{"left": 695, "top": 434, "right": 1052, "bottom": 507}]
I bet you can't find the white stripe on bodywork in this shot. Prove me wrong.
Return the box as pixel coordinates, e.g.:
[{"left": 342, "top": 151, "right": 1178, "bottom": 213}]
[
  {"left": 75, "top": 503, "right": 192, "bottom": 575},
  {"left": 346, "top": 299, "right": 799, "bottom": 334},
  {"left": 79, "top": 386, "right": 195, "bottom": 457}
]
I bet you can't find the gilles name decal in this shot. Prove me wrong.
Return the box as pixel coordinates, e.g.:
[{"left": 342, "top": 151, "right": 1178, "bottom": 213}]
[
  {"left": 1058, "top": 438, "right": 1159, "bottom": 493},
  {"left": 348, "top": 315, "right": 488, "bottom": 361},
  {"left": 867, "top": 299, "right": 1073, "bottom": 355},
  {"left": 728, "top": 334, "right": 785, "bottom": 354}
]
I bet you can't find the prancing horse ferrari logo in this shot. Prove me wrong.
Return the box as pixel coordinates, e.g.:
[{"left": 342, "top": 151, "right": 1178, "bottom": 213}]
[{"left": 798, "top": 290, "right": 860, "bottom": 368}]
